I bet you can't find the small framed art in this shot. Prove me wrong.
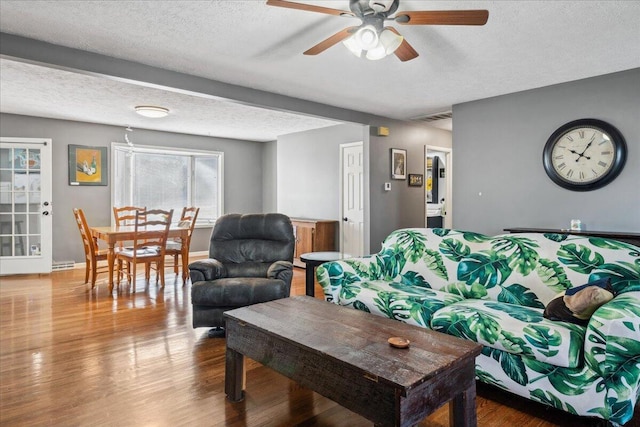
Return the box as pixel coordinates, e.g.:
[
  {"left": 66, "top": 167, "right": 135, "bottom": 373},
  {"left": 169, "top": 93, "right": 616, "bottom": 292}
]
[
  {"left": 68, "top": 144, "right": 108, "bottom": 186},
  {"left": 391, "top": 148, "right": 406, "bottom": 180},
  {"left": 408, "top": 174, "right": 423, "bottom": 187}
]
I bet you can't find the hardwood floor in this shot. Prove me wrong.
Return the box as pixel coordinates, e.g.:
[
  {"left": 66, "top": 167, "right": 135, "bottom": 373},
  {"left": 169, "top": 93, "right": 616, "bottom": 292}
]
[{"left": 1, "top": 265, "right": 637, "bottom": 426}]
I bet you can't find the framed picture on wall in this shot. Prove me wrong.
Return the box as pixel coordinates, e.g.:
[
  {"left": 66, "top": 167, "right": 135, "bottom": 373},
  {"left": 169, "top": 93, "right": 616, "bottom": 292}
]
[
  {"left": 68, "top": 144, "right": 108, "bottom": 186},
  {"left": 391, "top": 148, "right": 406, "bottom": 180},
  {"left": 408, "top": 174, "right": 423, "bottom": 187}
]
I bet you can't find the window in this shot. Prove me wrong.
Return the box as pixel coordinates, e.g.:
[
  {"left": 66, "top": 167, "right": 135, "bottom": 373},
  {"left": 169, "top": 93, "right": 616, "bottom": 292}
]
[{"left": 112, "top": 143, "right": 223, "bottom": 225}]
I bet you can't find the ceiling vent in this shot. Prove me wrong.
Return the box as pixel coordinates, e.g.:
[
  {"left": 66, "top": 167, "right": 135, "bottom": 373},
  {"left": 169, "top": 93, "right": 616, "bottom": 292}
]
[{"left": 412, "top": 111, "right": 453, "bottom": 123}]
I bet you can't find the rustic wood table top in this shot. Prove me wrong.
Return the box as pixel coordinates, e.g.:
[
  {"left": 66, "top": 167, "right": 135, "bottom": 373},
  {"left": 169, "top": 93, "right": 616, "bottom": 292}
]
[{"left": 227, "top": 295, "right": 480, "bottom": 391}]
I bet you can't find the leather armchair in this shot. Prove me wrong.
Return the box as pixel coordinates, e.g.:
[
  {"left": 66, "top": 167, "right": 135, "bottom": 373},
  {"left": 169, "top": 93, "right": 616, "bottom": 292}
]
[{"left": 189, "top": 213, "right": 295, "bottom": 335}]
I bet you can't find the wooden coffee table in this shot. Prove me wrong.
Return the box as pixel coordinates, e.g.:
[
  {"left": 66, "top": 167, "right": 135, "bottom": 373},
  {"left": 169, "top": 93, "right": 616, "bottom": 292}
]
[{"left": 224, "top": 296, "right": 482, "bottom": 427}]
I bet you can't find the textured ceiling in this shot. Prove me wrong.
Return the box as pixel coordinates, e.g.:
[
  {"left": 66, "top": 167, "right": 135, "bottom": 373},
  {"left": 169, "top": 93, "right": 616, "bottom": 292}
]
[
  {"left": 0, "top": 59, "right": 341, "bottom": 141},
  {"left": 1, "top": 1, "right": 639, "bottom": 141}
]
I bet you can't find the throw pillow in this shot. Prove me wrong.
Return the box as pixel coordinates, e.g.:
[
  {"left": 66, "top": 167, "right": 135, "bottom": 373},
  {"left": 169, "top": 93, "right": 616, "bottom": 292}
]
[{"left": 543, "top": 278, "right": 614, "bottom": 326}]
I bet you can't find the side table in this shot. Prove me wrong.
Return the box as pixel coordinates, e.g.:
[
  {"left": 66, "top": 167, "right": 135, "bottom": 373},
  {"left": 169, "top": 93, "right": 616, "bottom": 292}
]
[{"left": 299, "top": 251, "right": 342, "bottom": 297}]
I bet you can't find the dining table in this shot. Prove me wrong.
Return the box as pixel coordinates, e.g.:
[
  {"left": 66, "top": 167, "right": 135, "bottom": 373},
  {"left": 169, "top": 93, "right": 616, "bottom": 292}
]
[{"left": 90, "top": 223, "right": 191, "bottom": 292}]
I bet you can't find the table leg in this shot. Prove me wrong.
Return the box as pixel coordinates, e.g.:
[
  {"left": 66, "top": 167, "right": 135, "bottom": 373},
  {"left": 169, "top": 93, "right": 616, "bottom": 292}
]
[
  {"left": 181, "top": 244, "right": 189, "bottom": 284},
  {"left": 225, "top": 347, "right": 245, "bottom": 402},
  {"left": 107, "top": 242, "right": 115, "bottom": 293},
  {"left": 305, "top": 263, "right": 315, "bottom": 297},
  {"left": 449, "top": 380, "right": 477, "bottom": 427}
]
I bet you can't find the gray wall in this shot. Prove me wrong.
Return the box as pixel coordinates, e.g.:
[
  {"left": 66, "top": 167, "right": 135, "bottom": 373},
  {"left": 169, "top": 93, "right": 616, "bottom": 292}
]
[
  {"left": 453, "top": 69, "right": 640, "bottom": 235},
  {"left": 277, "top": 123, "right": 366, "bottom": 220},
  {"left": 262, "top": 140, "right": 277, "bottom": 212},
  {"left": 368, "top": 121, "right": 452, "bottom": 252},
  {"left": 276, "top": 121, "right": 453, "bottom": 254},
  {"left": 0, "top": 113, "right": 264, "bottom": 263}
]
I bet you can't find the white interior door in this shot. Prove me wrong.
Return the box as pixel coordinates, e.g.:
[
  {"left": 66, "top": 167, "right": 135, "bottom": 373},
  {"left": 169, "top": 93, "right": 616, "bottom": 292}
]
[
  {"left": 340, "top": 142, "right": 364, "bottom": 258},
  {"left": 0, "top": 138, "right": 52, "bottom": 275}
]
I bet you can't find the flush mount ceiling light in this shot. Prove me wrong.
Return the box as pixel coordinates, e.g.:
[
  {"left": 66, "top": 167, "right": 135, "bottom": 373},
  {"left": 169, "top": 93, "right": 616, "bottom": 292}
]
[{"left": 134, "top": 105, "right": 169, "bottom": 118}]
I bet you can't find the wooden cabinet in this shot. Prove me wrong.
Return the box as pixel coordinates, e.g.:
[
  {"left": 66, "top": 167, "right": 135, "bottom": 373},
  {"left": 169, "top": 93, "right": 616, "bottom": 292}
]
[{"left": 291, "top": 218, "right": 338, "bottom": 268}]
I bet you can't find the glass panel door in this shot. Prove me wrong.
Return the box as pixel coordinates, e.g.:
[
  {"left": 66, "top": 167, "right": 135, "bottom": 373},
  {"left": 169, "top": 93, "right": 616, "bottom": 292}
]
[{"left": 0, "top": 138, "right": 52, "bottom": 275}]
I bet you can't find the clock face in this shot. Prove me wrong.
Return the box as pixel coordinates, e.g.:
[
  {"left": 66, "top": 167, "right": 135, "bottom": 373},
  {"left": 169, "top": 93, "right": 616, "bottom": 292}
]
[{"left": 543, "top": 119, "right": 626, "bottom": 191}]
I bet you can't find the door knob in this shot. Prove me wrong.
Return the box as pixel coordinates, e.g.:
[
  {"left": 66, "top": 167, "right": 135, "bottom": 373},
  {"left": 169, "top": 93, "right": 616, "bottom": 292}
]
[{"left": 343, "top": 217, "right": 348, "bottom": 222}]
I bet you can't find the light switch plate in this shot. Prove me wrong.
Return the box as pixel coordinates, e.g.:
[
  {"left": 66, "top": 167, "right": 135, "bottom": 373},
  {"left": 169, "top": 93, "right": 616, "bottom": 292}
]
[{"left": 384, "top": 182, "right": 391, "bottom": 191}]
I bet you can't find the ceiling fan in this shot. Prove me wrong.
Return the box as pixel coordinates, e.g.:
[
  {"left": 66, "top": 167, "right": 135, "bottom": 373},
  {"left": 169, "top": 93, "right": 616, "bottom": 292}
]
[{"left": 266, "top": 0, "right": 488, "bottom": 61}]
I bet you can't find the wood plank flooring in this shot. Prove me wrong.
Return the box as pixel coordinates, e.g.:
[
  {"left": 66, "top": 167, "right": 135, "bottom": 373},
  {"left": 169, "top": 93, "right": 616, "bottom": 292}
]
[{"left": 1, "top": 265, "right": 637, "bottom": 426}]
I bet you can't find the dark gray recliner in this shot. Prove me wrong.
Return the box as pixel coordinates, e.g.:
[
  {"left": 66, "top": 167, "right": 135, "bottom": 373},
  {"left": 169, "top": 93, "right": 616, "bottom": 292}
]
[{"left": 188, "top": 213, "right": 295, "bottom": 336}]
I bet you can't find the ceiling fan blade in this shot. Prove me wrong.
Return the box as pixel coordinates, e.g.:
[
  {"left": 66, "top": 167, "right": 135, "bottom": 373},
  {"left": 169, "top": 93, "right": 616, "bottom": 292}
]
[
  {"left": 387, "top": 27, "right": 418, "bottom": 62},
  {"left": 395, "top": 10, "right": 489, "bottom": 26},
  {"left": 266, "top": 0, "right": 353, "bottom": 17},
  {"left": 304, "top": 27, "right": 357, "bottom": 56}
]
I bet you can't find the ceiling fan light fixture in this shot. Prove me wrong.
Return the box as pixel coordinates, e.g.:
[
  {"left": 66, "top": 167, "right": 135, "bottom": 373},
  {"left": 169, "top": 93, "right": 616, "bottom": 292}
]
[
  {"left": 134, "top": 105, "right": 169, "bottom": 118},
  {"left": 379, "top": 28, "right": 403, "bottom": 55},
  {"left": 355, "top": 25, "right": 379, "bottom": 50},
  {"left": 343, "top": 35, "right": 364, "bottom": 57},
  {"left": 365, "top": 43, "right": 387, "bottom": 60}
]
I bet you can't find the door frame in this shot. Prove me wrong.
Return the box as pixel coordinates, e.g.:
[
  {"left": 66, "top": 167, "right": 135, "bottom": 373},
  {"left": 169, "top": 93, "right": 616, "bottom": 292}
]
[
  {"left": 424, "top": 145, "right": 453, "bottom": 229},
  {"left": 339, "top": 141, "right": 365, "bottom": 257},
  {"left": 0, "top": 137, "right": 53, "bottom": 275}
]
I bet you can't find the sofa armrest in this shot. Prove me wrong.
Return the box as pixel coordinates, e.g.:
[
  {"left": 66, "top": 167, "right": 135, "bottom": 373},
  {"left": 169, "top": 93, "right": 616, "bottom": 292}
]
[
  {"left": 316, "top": 256, "right": 378, "bottom": 303},
  {"left": 584, "top": 291, "right": 640, "bottom": 382},
  {"left": 267, "top": 260, "right": 294, "bottom": 285},
  {"left": 188, "top": 258, "right": 227, "bottom": 283}
]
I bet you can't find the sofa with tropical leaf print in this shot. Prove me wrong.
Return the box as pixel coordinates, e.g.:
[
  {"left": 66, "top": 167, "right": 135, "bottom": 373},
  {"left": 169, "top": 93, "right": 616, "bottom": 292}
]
[{"left": 317, "top": 228, "right": 640, "bottom": 425}]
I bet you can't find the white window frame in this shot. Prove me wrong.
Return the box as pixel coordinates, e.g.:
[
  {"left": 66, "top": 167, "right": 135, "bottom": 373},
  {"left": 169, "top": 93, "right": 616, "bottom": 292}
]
[{"left": 111, "top": 142, "right": 223, "bottom": 227}]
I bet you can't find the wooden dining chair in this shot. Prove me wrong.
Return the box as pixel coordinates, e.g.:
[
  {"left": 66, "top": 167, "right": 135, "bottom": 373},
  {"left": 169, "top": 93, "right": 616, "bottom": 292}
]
[
  {"left": 73, "top": 208, "right": 109, "bottom": 289},
  {"left": 165, "top": 206, "right": 199, "bottom": 283},
  {"left": 115, "top": 208, "right": 173, "bottom": 292},
  {"left": 112, "top": 206, "right": 146, "bottom": 282},
  {"left": 113, "top": 206, "right": 146, "bottom": 226}
]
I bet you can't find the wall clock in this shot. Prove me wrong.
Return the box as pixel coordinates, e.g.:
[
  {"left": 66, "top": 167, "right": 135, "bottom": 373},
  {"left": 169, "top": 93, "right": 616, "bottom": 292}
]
[{"left": 543, "top": 118, "right": 627, "bottom": 191}]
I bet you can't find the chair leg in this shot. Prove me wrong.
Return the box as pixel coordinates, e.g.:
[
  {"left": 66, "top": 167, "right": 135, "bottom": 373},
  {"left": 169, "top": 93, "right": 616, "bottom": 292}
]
[
  {"left": 159, "top": 260, "right": 165, "bottom": 287},
  {"left": 131, "top": 262, "right": 136, "bottom": 293},
  {"left": 84, "top": 261, "right": 90, "bottom": 284},
  {"left": 117, "top": 260, "right": 123, "bottom": 284},
  {"left": 173, "top": 254, "right": 179, "bottom": 275},
  {"left": 91, "top": 264, "right": 98, "bottom": 289},
  {"left": 115, "top": 260, "right": 121, "bottom": 285}
]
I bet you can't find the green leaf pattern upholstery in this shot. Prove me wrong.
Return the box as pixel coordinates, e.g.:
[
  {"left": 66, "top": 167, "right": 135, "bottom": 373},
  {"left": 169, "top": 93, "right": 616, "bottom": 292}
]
[{"left": 316, "top": 228, "right": 640, "bottom": 425}]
